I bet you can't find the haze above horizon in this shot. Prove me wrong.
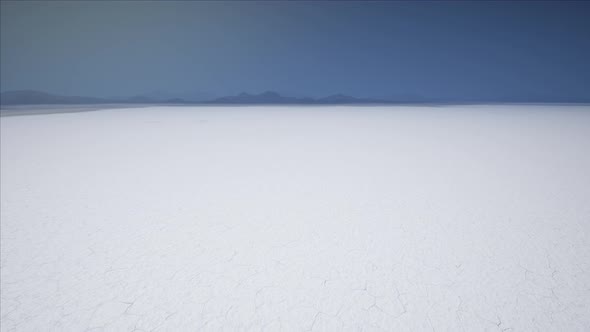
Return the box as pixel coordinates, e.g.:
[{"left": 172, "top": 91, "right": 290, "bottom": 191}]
[{"left": 1, "top": 1, "right": 589, "bottom": 102}]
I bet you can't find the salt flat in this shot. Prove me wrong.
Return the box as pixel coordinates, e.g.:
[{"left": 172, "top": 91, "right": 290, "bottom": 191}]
[{"left": 1, "top": 105, "right": 589, "bottom": 331}]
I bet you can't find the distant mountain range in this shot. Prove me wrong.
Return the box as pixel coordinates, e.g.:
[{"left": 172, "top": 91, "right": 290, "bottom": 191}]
[
  {"left": 0, "top": 90, "right": 389, "bottom": 106},
  {"left": 212, "top": 91, "right": 388, "bottom": 104},
  {"left": 0, "top": 90, "right": 107, "bottom": 105},
  {"left": 2, "top": 90, "right": 589, "bottom": 106},
  {"left": 0, "top": 90, "right": 186, "bottom": 105},
  {"left": 130, "top": 90, "right": 217, "bottom": 103}
]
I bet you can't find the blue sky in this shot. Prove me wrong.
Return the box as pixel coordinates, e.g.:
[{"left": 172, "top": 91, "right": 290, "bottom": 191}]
[{"left": 1, "top": 1, "right": 589, "bottom": 101}]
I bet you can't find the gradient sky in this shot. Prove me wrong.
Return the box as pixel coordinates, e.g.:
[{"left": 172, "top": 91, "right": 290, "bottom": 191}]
[{"left": 1, "top": 1, "right": 589, "bottom": 100}]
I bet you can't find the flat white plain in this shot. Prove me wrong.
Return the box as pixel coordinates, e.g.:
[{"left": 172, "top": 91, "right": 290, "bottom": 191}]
[{"left": 1, "top": 105, "right": 589, "bottom": 331}]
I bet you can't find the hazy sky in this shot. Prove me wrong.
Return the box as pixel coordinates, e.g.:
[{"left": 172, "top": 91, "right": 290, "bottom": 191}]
[{"left": 1, "top": 1, "right": 589, "bottom": 100}]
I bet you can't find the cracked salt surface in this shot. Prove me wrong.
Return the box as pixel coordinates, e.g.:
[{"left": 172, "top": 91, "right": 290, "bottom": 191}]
[{"left": 1, "top": 105, "right": 589, "bottom": 331}]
